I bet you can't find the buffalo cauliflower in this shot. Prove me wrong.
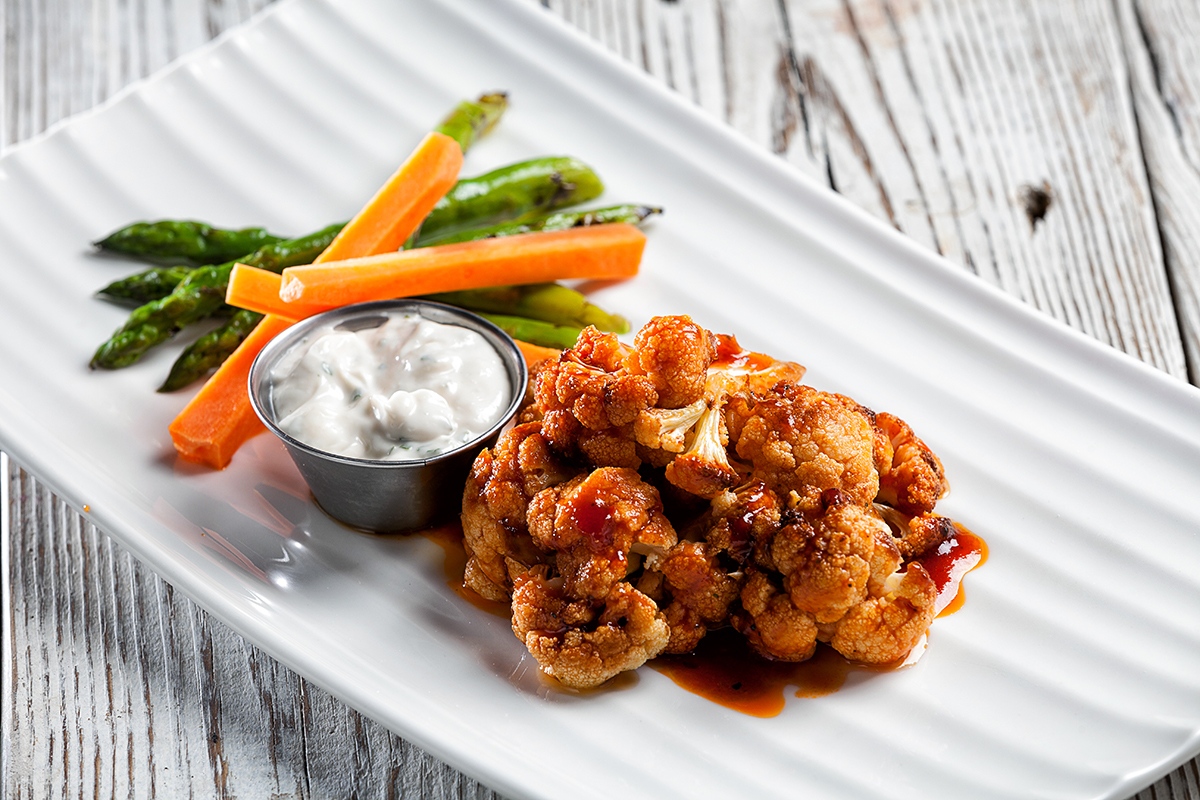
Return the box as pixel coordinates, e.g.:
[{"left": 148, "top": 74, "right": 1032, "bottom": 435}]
[
  {"left": 734, "top": 493, "right": 937, "bottom": 664},
  {"left": 635, "top": 334, "right": 806, "bottom": 499},
  {"left": 526, "top": 467, "right": 677, "bottom": 600},
  {"left": 460, "top": 314, "right": 961, "bottom": 689},
  {"left": 533, "top": 317, "right": 716, "bottom": 468},
  {"left": 461, "top": 422, "right": 576, "bottom": 601},
  {"left": 649, "top": 540, "right": 741, "bottom": 653},
  {"left": 726, "top": 382, "right": 879, "bottom": 513},
  {"left": 875, "top": 412, "right": 948, "bottom": 515},
  {"left": 511, "top": 570, "right": 670, "bottom": 689}
]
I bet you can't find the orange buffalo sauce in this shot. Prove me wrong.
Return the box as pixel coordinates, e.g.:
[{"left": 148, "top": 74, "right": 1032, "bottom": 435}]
[
  {"left": 918, "top": 523, "right": 989, "bottom": 617},
  {"left": 423, "top": 522, "right": 510, "bottom": 618},
  {"left": 711, "top": 334, "right": 778, "bottom": 372},
  {"left": 649, "top": 628, "right": 857, "bottom": 717}
]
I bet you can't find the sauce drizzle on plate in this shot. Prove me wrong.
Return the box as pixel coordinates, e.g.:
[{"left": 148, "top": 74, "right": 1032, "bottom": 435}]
[{"left": 918, "top": 523, "right": 988, "bottom": 617}]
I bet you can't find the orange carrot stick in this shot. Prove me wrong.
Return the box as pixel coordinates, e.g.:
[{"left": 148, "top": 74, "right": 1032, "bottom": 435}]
[
  {"left": 171, "top": 132, "right": 464, "bottom": 470},
  {"left": 278, "top": 223, "right": 645, "bottom": 315},
  {"left": 226, "top": 264, "right": 326, "bottom": 321},
  {"left": 168, "top": 315, "right": 293, "bottom": 469},
  {"left": 227, "top": 131, "right": 472, "bottom": 319},
  {"left": 515, "top": 340, "right": 561, "bottom": 367},
  {"left": 315, "top": 131, "right": 462, "bottom": 263}
]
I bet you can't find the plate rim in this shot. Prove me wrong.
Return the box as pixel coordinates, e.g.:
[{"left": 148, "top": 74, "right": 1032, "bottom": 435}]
[{"left": 1, "top": 1, "right": 1199, "bottom": 798}]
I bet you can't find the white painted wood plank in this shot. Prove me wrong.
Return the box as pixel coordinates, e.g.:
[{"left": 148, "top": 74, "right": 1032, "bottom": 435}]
[{"left": 1118, "top": 0, "right": 1200, "bottom": 383}]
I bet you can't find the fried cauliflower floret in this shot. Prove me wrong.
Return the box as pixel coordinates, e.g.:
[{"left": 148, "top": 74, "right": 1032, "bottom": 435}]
[
  {"left": 511, "top": 570, "right": 670, "bottom": 689},
  {"left": 664, "top": 402, "right": 740, "bottom": 499},
  {"left": 538, "top": 317, "right": 722, "bottom": 468},
  {"left": 875, "top": 504, "right": 955, "bottom": 559},
  {"left": 461, "top": 423, "right": 577, "bottom": 601},
  {"left": 526, "top": 467, "right": 677, "bottom": 600},
  {"left": 826, "top": 559, "right": 937, "bottom": 665},
  {"left": 812, "top": 513, "right": 936, "bottom": 664},
  {"left": 535, "top": 327, "right": 658, "bottom": 464},
  {"left": 654, "top": 541, "right": 741, "bottom": 653},
  {"left": 577, "top": 427, "right": 641, "bottom": 468},
  {"left": 726, "top": 383, "right": 879, "bottom": 513},
  {"left": 875, "top": 412, "right": 947, "bottom": 515},
  {"left": 734, "top": 569, "right": 818, "bottom": 662},
  {"left": 706, "top": 481, "right": 782, "bottom": 564},
  {"left": 516, "top": 358, "right": 554, "bottom": 424},
  {"left": 634, "top": 336, "right": 806, "bottom": 500},
  {"left": 633, "top": 399, "right": 707, "bottom": 454},
  {"left": 622, "top": 316, "right": 717, "bottom": 409},
  {"left": 829, "top": 394, "right": 893, "bottom": 477},
  {"left": 570, "top": 323, "right": 630, "bottom": 372},
  {"left": 734, "top": 491, "right": 936, "bottom": 664},
  {"left": 635, "top": 398, "right": 738, "bottom": 498},
  {"left": 767, "top": 501, "right": 887, "bottom": 624}
]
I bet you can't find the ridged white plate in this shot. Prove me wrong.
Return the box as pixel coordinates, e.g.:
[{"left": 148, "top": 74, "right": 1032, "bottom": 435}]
[{"left": 2, "top": 1, "right": 1199, "bottom": 798}]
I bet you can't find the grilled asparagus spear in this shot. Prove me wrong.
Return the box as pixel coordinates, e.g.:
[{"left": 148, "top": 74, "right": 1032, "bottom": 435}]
[
  {"left": 93, "top": 93, "right": 508, "bottom": 267},
  {"left": 423, "top": 282, "right": 630, "bottom": 335},
  {"left": 435, "top": 92, "right": 508, "bottom": 152},
  {"left": 159, "top": 309, "right": 264, "bottom": 392},
  {"left": 477, "top": 313, "right": 583, "bottom": 350},
  {"left": 91, "top": 224, "right": 344, "bottom": 369},
  {"left": 94, "top": 221, "right": 283, "bottom": 265},
  {"left": 411, "top": 156, "right": 604, "bottom": 245},
  {"left": 418, "top": 203, "right": 658, "bottom": 247},
  {"left": 158, "top": 205, "right": 653, "bottom": 390},
  {"left": 98, "top": 265, "right": 197, "bottom": 305}
]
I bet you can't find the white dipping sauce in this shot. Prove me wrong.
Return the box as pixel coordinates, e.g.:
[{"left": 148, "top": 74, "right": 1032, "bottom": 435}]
[{"left": 269, "top": 312, "right": 510, "bottom": 461}]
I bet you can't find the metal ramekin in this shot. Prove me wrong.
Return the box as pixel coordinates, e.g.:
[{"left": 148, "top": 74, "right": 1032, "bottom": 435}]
[{"left": 248, "top": 299, "right": 528, "bottom": 533}]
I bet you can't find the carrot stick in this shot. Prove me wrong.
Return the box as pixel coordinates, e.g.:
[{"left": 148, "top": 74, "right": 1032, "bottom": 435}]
[
  {"left": 515, "top": 340, "right": 561, "bottom": 367},
  {"left": 278, "top": 223, "right": 645, "bottom": 315},
  {"left": 168, "top": 315, "right": 293, "bottom": 469},
  {"left": 171, "top": 132, "right": 464, "bottom": 469},
  {"left": 315, "top": 131, "right": 462, "bottom": 263},
  {"left": 226, "top": 264, "right": 324, "bottom": 321}
]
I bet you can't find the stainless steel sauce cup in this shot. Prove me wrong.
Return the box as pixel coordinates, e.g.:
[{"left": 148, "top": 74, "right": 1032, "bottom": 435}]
[{"left": 248, "top": 299, "right": 528, "bottom": 533}]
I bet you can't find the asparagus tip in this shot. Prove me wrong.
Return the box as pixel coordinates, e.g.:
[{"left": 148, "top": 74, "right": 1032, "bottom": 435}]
[{"left": 157, "top": 365, "right": 199, "bottom": 392}]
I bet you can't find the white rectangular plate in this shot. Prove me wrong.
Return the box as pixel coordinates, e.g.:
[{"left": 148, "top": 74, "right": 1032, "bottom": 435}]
[{"left": 2, "top": 1, "right": 1200, "bottom": 798}]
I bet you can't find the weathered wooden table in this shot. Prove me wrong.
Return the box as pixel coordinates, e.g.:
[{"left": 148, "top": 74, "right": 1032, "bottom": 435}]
[{"left": 5, "top": 0, "right": 1199, "bottom": 797}]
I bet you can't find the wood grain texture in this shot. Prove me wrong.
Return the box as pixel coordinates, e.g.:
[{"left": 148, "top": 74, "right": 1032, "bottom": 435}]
[
  {"left": 1118, "top": 0, "right": 1200, "bottom": 383},
  {"left": 544, "top": 0, "right": 1194, "bottom": 380},
  {"left": 5, "top": 0, "right": 1200, "bottom": 798}
]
